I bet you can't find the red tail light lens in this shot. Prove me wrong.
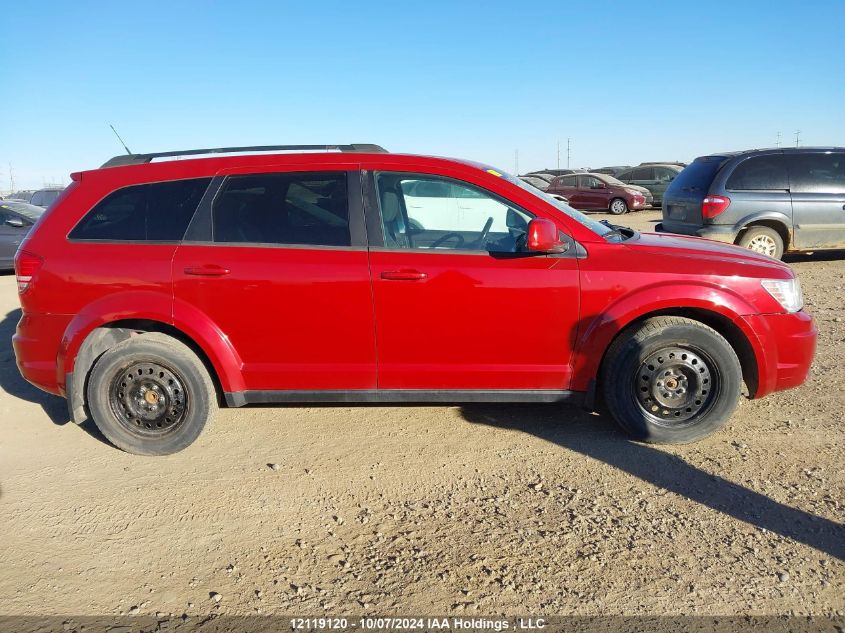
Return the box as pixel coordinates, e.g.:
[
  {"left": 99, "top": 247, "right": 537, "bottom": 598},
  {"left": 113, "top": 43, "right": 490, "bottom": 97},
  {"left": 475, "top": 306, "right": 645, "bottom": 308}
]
[
  {"left": 702, "top": 195, "right": 731, "bottom": 219},
  {"left": 14, "top": 251, "right": 43, "bottom": 293}
]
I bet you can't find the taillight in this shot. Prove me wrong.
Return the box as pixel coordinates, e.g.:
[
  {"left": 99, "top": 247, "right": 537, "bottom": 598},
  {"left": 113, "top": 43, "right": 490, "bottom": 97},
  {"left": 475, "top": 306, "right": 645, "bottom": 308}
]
[
  {"left": 14, "top": 251, "right": 43, "bottom": 293},
  {"left": 702, "top": 195, "right": 731, "bottom": 219}
]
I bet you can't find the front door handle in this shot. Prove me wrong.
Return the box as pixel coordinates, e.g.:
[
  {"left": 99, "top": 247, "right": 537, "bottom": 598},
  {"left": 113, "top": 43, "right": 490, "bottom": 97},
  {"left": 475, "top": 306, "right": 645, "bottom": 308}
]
[
  {"left": 380, "top": 269, "right": 428, "bottom": 281},
  {"left": 184, "top": 264, "right": 231, "bottom": 277}
]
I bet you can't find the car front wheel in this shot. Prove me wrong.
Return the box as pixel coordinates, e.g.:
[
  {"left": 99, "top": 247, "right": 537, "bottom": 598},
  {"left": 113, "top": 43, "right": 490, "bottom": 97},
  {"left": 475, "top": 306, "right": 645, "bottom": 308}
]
[
  {"left": 601, "top": 316, "right": 742, "bottom": 443},
  {"left": 86, "top": 332, "right": 217, "bottom": 455},
  {"left": 609, "top": 198, "right": 628, "bottom": 215}
]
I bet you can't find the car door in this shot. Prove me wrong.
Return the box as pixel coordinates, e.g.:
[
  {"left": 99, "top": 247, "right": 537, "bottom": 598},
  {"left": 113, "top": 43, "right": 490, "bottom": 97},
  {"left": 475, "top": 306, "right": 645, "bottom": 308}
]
[
  {"left": 366, "top": 171, "right": 581, "bottom": 392},
  {"left": 787, "top": 151, "right": 845, "bottom": 249},
  {"left": 549, "top": 175, "right": 579, "bottom": 206},
  {"left": 652, "top": 167, "right": 677, "bottom": 205},
  {"left": 172, "top": 166, "right": 377, "bottom": 392},
  {"left": 577, "top": 175, "right": 608, "bottom": 209},
  {"left": 0, "top": 211, "right": 28, "bottom": 267}
]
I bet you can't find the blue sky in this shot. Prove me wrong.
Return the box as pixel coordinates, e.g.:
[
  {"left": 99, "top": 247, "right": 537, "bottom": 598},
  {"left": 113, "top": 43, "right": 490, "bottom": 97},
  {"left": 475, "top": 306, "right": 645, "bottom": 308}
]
[{"left": 1, "top": 0, "right": 843, "bottom": 189}]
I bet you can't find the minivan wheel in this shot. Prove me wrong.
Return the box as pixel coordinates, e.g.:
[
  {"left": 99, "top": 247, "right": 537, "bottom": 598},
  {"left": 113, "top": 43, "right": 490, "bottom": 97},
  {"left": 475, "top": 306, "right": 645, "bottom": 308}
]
[
  {"left": 86, "top": 333, "right": 217, "bottom": 455},
  {"left": 609, "top": 198, "right": 628, "bottom": 215},
  {"left": 601, "top": 316, "right": 742, "bottom": 443},
  {"left": 738, "top": 226, "right": 784, "bottom": 259}
]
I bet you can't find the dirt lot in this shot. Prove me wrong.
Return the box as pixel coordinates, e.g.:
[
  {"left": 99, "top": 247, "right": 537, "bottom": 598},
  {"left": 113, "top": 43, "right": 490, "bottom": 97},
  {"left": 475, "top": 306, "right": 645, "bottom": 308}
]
[{"left": 0, "top": 209, "right": 843, "bottom": 618}]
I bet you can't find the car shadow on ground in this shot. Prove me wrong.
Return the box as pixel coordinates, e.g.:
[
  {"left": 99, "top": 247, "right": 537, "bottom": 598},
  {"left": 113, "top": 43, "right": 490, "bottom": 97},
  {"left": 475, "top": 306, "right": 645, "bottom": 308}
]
[
  {"left": 460, "top": 403, "right": 845, "bottom": 561},
  {"left": 0, "top": 308, "right": 109, "bottom": 445}
]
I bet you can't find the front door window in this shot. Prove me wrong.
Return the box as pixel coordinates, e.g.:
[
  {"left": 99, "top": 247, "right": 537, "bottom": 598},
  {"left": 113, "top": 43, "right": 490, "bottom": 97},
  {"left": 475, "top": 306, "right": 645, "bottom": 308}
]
[{"left": 376, "top": 173, "right": 533, "bottom": 253}]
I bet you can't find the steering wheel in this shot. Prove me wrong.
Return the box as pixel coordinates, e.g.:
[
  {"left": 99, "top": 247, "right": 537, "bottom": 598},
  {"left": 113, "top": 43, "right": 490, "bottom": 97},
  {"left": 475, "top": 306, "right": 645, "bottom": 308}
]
[
  {"left": 429, "top": 232, "right": 465, "bottom": 249},
  {"left": 472, "top": 217, "right": 494, "bottom": 250}
]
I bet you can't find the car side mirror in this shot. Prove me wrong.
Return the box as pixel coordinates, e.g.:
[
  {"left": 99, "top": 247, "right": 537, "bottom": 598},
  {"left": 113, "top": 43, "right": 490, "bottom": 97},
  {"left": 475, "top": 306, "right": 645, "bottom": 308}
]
[
  {"left": 526, "top": 218, "right": 569, "bottom": 254},
  {"left": 5, "top": 217, "right": 24, "bottom": 228},
  {"left": 591, "top": 183, "right": 606, "bottom": 189}
]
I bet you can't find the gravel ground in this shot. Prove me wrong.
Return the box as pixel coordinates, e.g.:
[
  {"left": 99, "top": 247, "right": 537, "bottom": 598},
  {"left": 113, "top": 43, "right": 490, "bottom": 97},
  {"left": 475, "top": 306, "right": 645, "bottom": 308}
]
[{"left": 0, "top": 210, "right": 842, "bottom": 618}]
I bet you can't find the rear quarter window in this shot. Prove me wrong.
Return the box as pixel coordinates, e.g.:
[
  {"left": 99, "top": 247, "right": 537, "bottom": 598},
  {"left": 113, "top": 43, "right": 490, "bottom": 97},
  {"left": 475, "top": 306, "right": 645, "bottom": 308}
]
[{"left": 69, "top": 178, "right": 211, "bottom": 241}]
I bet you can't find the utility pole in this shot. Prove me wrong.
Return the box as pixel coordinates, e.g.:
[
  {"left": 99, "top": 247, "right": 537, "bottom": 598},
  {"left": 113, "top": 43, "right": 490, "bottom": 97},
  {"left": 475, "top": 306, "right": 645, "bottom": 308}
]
[
  {"left": 795, "top": 130, "right": 801, "bottom": 147},
  {"left": 776, "top": 132, "right": 781, "bottom": 148},
  {"left": 557, "top": 140, "right": 561, "bottom": 169},
  {"left": 567, "top": 138, "right": 571, "bottom": 169}
]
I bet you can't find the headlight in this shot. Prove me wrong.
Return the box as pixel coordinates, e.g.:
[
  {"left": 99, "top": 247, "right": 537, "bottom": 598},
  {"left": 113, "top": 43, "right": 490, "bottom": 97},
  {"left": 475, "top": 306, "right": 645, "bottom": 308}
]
[{"left": 761, "top": 278, "right": 803, "bottom": 313}]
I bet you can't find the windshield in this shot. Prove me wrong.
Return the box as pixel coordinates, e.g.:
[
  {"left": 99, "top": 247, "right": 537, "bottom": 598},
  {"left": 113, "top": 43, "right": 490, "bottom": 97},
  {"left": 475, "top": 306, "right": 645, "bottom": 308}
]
[
  {"left": 599, "top": 174, "right": 625, "bottom": 186},
  {"left": 491, "top": 168, "right": 614, "bottom": 236}
]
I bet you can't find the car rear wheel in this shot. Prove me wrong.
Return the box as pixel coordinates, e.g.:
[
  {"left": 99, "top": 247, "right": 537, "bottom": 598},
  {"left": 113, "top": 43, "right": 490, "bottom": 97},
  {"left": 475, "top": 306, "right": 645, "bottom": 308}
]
[
  {"left": 609, "top": 198, "right": 628, "bottom": 215},
  {"left": 738, "top": 226, "right": 784, "bottom": 259},
  {"left": 601, "top": 316, "right": 742, "bottom": 443},
  {"left": 86, "top": 333, "right": 217, "bottom": 455}
]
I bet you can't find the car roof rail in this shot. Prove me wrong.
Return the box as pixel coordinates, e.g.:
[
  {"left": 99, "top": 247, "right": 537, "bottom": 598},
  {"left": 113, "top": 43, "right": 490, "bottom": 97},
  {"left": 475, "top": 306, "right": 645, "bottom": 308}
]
[{"left": 100, "top": 144, "right": 388, "bottom": 168}]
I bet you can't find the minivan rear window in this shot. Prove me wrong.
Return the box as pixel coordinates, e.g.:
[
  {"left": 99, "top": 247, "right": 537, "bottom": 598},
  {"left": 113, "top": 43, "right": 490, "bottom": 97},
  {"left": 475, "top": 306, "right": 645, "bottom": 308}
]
[
  {"left": 70, "top": 178, "right": 211, "bottom": 241},
  {"left": 669, "top": 156, "right": 727, "bottom": 193}
]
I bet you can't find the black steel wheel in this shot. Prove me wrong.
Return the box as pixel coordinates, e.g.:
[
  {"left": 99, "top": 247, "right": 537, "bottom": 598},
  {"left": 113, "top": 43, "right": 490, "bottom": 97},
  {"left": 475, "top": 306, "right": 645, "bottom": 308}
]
[
  {"left": 634, "top": 346, "right": 718, "bottom": 427},
  {"left": 109, "top": 362, "right": 188, "bottom": 436},
  {"left": 87, "top": 332, "right": 217, "bottom": 455},
  {"left": 601, "top": 316, "right": 742, "bottom": 443}
]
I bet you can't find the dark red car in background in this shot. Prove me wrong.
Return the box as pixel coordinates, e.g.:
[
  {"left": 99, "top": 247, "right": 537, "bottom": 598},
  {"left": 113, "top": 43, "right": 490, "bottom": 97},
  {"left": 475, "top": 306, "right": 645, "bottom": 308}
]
[
  {"left": 547, "top": 172, "right": 651, "bottom": 214},
  {"left": 13, "top": 145, "right": 816, "bottom": 455}
]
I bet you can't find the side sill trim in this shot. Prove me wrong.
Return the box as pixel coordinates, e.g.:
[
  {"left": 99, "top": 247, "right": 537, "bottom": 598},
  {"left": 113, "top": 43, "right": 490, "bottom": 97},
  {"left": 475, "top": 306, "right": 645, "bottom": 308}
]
[{"left": 224, "top": 389, "right": 583, "bottom": 407}]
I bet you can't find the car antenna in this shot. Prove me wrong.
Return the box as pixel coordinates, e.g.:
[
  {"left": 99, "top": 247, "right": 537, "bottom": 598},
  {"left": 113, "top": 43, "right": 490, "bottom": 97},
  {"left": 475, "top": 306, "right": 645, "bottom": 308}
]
[{"left": 109, "top": 124, "right": 133, "bottom": 155}]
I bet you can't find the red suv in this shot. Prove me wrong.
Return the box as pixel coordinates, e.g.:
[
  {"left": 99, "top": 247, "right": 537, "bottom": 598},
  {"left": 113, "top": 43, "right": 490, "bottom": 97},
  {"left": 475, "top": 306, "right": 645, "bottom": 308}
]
[{"left": 13, "top": 145, "right": 817, "bottom": 455}]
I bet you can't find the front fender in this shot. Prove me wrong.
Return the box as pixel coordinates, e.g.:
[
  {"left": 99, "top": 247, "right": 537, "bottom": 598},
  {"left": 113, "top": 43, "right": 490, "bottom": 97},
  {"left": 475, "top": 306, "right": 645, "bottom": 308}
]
[{"left": 571, "top": 281, "right": 765, "bottom": 392}]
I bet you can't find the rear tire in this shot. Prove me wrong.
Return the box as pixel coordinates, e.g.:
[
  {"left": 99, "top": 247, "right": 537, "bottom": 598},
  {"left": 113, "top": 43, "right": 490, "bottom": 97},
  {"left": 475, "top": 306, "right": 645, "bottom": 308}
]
[
  {"left": 601, "top": 317, "right": 742, "bottom": 443},
  {"left": 86, "top": 333, "right": 217, "bottom": 455},
  {"left": 738, "top": 226, "right": 784, "bottom": 259},
  {"left": 609, "top": 198, "right": 628, "bottom": 215}
]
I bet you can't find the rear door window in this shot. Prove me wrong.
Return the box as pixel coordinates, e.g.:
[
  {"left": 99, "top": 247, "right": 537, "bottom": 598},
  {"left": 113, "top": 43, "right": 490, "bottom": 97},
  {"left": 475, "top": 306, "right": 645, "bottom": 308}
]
[
  {"left": 212, "top": 172, "right": 350, "bottom": 246},
  {"left": 787, "top": 152, "right": 845, "bottom": 193},
  {"left": 726, "top": 155, "right": 789, "bottom": 190},
  {"left": 70, "top": 178, "right": 211, "bottom": 241}
]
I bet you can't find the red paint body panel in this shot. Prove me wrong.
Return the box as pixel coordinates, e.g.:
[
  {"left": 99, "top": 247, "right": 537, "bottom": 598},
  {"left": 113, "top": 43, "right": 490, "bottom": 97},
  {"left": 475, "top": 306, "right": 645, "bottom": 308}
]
[
  {"left": 741, "top": 311, "right": 817, "bottom": 397},
  {"left": 12, "top": 150, "right": 816, "bottom": 409},
  {"left": 173, "top": 244, "right": 377, "bottom": 390},
  {"left": 369, "top": 250, "right": 579, "bottom": 390}
]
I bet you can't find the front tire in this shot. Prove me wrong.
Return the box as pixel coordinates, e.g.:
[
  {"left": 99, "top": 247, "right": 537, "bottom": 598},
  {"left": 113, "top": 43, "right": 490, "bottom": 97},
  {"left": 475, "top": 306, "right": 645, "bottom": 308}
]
[
  {"left": 609, "top": 198, "right": 628, "bottom": 215},
  {"left": 86, "top": 333, "right": 217, "bottom": 455},
  {"left": 738, "top": 226, "right": 784, "bottom": 259},
  {"left": 601, "top": 317, "right": 742, "bottom": 443}
]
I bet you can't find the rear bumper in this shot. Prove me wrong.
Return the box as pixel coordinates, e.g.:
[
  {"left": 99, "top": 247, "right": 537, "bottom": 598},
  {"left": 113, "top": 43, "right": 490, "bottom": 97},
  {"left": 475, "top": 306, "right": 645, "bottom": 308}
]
[
  {"left": 12, "top": 311, "right": 70, "bottom": 397},
  {"left": 743, "top": 311, "right": 817, "bottom": 398},
  {"left": 657, "top": 221, "right": 737, "bottom": 243}
]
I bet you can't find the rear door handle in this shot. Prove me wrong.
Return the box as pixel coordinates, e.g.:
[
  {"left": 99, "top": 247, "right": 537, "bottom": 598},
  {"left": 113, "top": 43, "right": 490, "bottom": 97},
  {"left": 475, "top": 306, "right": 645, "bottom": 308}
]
[
  {"left": 380, "top": 269, "right": 428, "bottom": 281},
  {"left": 184, "top": 264, "right": 230, "bottom": 277}
]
